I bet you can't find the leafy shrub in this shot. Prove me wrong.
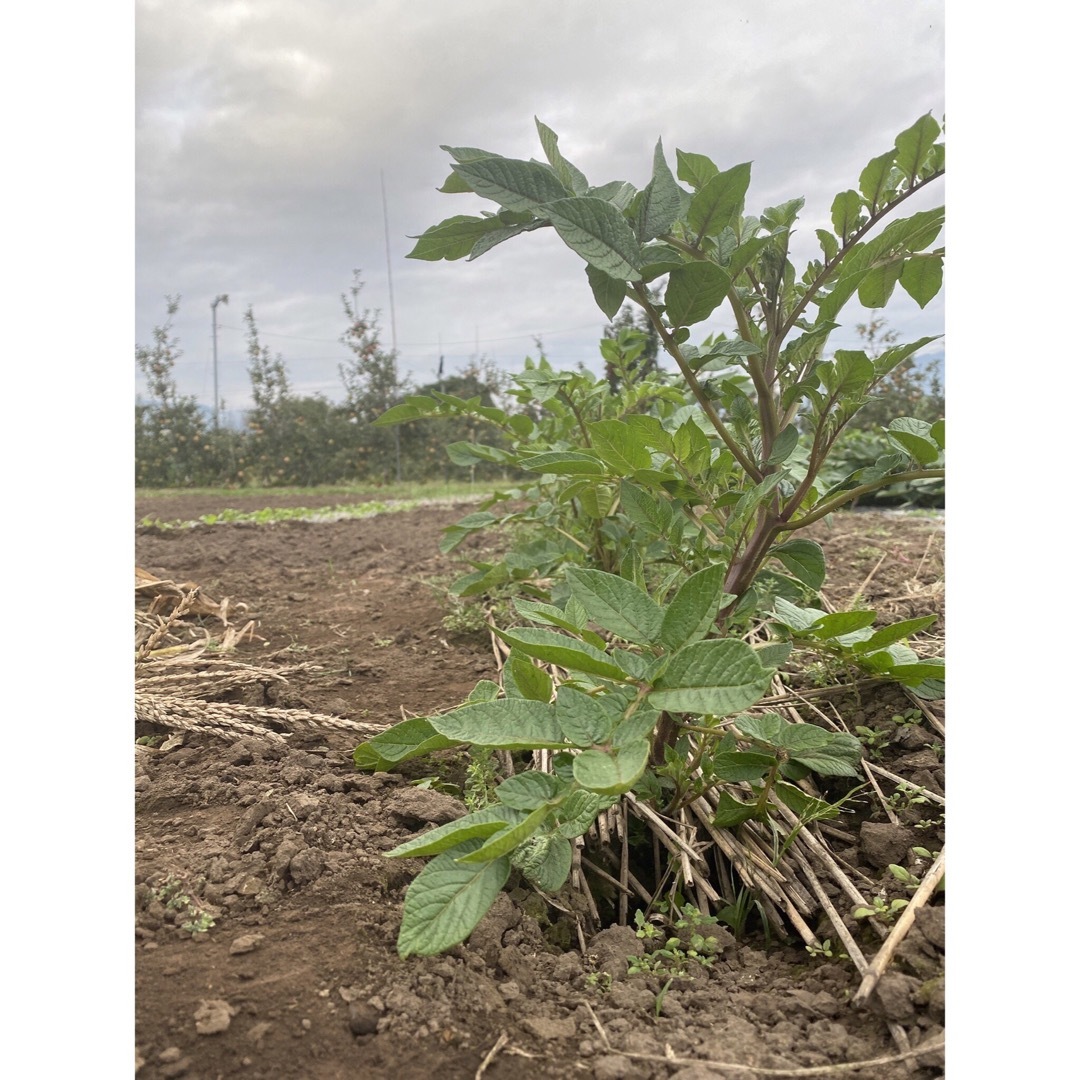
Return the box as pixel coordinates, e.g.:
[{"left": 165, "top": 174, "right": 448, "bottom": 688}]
[{"left": 357, "top": 114, "right": 946, "bottom": 957}]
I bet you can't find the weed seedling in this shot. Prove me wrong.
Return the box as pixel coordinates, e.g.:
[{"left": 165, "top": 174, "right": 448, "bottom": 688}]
[
  {"left": 853, "top": 895, "right": 909, "bottom": 923},
  {"left": 805, "top": 939, "right": 848, "bottom": 960}
]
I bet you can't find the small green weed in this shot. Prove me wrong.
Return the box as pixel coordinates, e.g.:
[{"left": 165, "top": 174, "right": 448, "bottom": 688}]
[
  {"left": 154, "top": 877, "right": 216, "bottom": 935},
  {"left": 806, "top": 938, "right": 848, "bottom": 960},
  {"left": 853, "top": 895, "right": 909, "bottom": 923}
]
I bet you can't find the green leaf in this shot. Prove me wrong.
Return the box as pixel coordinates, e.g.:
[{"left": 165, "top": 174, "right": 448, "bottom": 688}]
[
  {"left": 804, "top": 610, "right": 878, "bottom": 639},
  {"left": 353, "top": 717, "right": 460, "bottom": 771},
  {"left": 895, "top": 113, "right": 942, "bottom": 186},
  {"left": 831, "top": 190, "right": 865, "bottom": 240},
  {"left": 587, "top": 419, "right": 654, "bottom": 473},
  {"left": 774, "top": 781, "right": 840, "bottom": 821},
  {"left": 632, "top": 138, "right": 684, "bottom": 241},
  {"left": 816, "top": 228, "right": 839, "bottom": 263},
  {"left": 430, "top": 698, "right": 565, "bottom": 749},
  {"left": 820, "top": 351, "right": 876, "bottom": 396},
  {"left": 675, "top": 149, "right": 719, "bottom": 191},
  {"left": 672, "top": 416, "right": 712, "bottom": 474},
  {"left": 543, "top": 197, "right": 644, "bottom": 281},
  {"left": 565, "top": 567, "right": 663, "bottom": 645},
  {"left": 770, "top": 598, "right": 823, "bottom": 633},
  {"left": 768, "top": 540, "right": 826, "bottom": 590},
  {"left": 526, "top": 835, "right": 573, "bottom": 892},
  {"left": 445, "top": 441, "right": 515, "bottom": 467},
  {"left": 406, "top": 215, "right": 511, "bottom": 262},
  {"left": 522, "top": 450, "right": 607, "bottom": 477},
  {"left": 859, "top": 150, "right": 900, "bottom": 210},
  {"left": 506, "top": 651, "right": 554, "bottom": 703},
  {"left": 855, "top": 616, "right": 937, "bottom": 653},
  {"left": 873, "top": 335, "right": 942, "bottom": 377},
  {"left": 887, "top": 417, "right": 942, "bottom": 466},
  {"left": 665, "top": 262, "right": 732, "bottom": 326},
  {"left": 586, "top": 264, "right": 628, "bottom": 319},
  {"left": 493, "top": 626, "right": 626, "bottom": 680},
  {"left": 687, "top": 162, "right": 752, "bottom": 239},
  {"left": 775, "top": 725, "right": 863, "bottom": 777},
  {"left": 513, "top": 598, "right": 586, "bottom": 635},
  {"left": 451, "top": 156, "right": 568, "bottom": 213},
  {"left": 899, "top": 253, "right": 944, "bottom": 309},
  {"left": 649, "top": 640, "right": 773, "bottom": 715},
  {"left": 736, "top": 713, "right": 787, "bottom": 745},
  {"left": 467, "top": 680, "right": 502, "bottom": 703},
  {"left": 619, "top": 480, "right": 672, "bottom": 536},
  {"left": 556, "top": 685, "right": 621, "bottom": 747},
  {"left": 573, "top": 739, "right": 651, "bottom": 795},
  {"left": 858, "top": 261, "right": 903, "bottom": 308},
  {"left": 659, "top": 564, "right": 734, "bottom": 651},
  {"left": 397, "top": 839, "right": 511, "bottom": 957},
  {"left": 386, "top": 805, "right": 525, "bottom": 859},
  {"left": 556, "top": 789, "right": 614, "bottom": 838},
  {"left": 375, "top": 396, "right": 438, "bottom": 425},
  {"left": 457, "top": 805, "right": 551, "bottom": 863},
  {"left": 711, "top": 750, "right": 776, "bottom": 784},
  {"left": 468, "top": 218, "right": 549, "bottom": 261},
  {"left": 535, "top": 117, "right": 589, "bottom": 194},
  {"left": 764, "top": 425, "right": 799, "bottom": 465},
  {"left": 712, "top": 791, "right": 759, "bottom": 829}
]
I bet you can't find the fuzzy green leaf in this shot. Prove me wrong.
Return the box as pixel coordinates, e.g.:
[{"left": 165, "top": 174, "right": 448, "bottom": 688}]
[
  {"left": 522, "top": 450, "right": 607, "bottom": 477},
  {"left": 587, "top": 419, "right": 654, "bottom": 473},
  {"left": 853, "top": 615, "right": 937, "bottom": 654},
  {"left": 430, "top": 699, "right": 564, "bottom": 749},
  {"left": 859, "top": 149, "right": 900, "bottom": 210},
  {"left": 895, "top": 113, "right": 942, "bottom": 185},
  {"left": 572, "top": 739, "right": 651, "bottom": 795},
  {"left": 775, "top": 725, "right": 863, "bottom": 777},
  {"left": 385, "top": 805, "right": 525, "bottom": 860},
  {"left": 899, "top": 253, "right": 944, "bottom": 309},
  {"left": 556, "top": 685, "right": 621, "bottom": 747},
  {"left": 858, "top": 261, "right": 903, "bottom": 308},
  {"left": 353, "top": 717, "right": 460, "bottom": 771},
  {"left": 659, "top": 564, "right": 734, "bottom": 652},
  {"left": 831, "top": 190, "right": 865, "bottom": 240},
  {"left": 712, "top": 791, "right": 759, "bottom": 829},
  {"left": 406, "top": 215, "right": 508, "bottom": 261},
  {"left": 675, "top": 149, "right": 719, "bottom": 191},
  {"left": 457, "top": 805, "right": 551, "bottom": 863},
  {"left": 565, "top": 567, "right": 663, "bottom": 645},
  {"left": 535, "top": 117, "right": 589, "bottom": 194},
  {"left": 687, "top": 162, "right": 752, "bottom": 239},
  {"left": 526, "top": 835, "right": 573, "bottom": 892},
  {"left": 396, "top": 839, "right": 511, "bottom": 957},
  {"left": 506, "top": 652, "right": 555, "bottom": 703},
  {"left": 665, "top": 262, "right": 732, "bottom": 326},
  {"left": 493, "top": 627, "right": 626, "bottom": 680},
  {"left": 586, "top": 264, "right": 629, "bottom": 319},
  {"left": 543, "top": 197, "right": 644, "bottom": 280},
  {"left": 632, "top": 138, "right": 684, "bottom": 241},
  {"left": 711, "top": 750, "right": 776, "bottom": 784},
  {"left": 452, "top": 156, "right": 568, "bottom": 213},
  {"left": 649, "top": 640, "right": 773, "bottom": 715},
  {"left": 768, "top": 540, "right": 826, "bottom": 590}
]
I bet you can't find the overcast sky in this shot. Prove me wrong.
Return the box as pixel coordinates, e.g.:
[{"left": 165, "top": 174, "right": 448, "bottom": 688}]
[{"left": 135, "top": 0, "right": 945, "bottom": 414}]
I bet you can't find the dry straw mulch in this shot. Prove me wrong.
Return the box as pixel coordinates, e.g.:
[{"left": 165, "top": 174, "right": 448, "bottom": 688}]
[{"left": 134, "top": 567, "right": 386, "bottom": 745}]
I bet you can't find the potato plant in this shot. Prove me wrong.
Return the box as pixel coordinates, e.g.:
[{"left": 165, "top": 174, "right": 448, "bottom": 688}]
[{"left": 357, "top": 115, "right": 945, "bottom": 956}]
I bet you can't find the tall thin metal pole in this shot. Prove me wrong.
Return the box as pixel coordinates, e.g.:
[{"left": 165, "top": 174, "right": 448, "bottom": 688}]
[
  {"left": 380, "top": 170, "right": 401, "bottom": 482},
  {"left": 211, "top": 294, "right": 229, "bottom": 429}
]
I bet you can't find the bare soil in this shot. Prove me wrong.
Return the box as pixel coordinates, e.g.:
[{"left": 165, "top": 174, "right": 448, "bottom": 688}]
[{"left": 135, "top": 493, "right": 945, "bottom": 1080}]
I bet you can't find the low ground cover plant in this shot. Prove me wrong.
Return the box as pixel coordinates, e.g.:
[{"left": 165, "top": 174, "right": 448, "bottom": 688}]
[{"left": 356, "top": 115, "right": 945, "bottom": 957}]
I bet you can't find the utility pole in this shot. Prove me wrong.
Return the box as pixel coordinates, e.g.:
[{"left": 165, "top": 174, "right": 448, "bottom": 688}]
[
  {"left": 211, "top": 294, "right": 229, "bottom": 429},
  {"left": 380, "top": 170, "right": 402, "bottom": 482}
]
